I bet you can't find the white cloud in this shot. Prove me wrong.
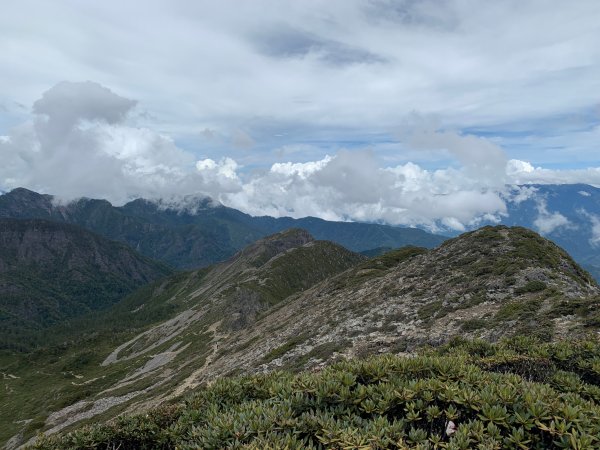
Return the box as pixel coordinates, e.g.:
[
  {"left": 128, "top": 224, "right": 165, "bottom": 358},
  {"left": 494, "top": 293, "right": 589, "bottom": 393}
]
[
  {"left": 0, "top": 82, "right": 242, "bottom": 204},
  {"left": 578, "top": 209, "right": 600, "bottom": 247},
  {"left": 506, "top": 159, "right": 600, "bottom": 187},
  {"left": 507, "top": 159, "right": 535, "bottom": 176},
  {"left": 1, "top": 1, "right": 600, "bottom": 167},
  {"left": 590, "top": 217, "right": 600, "bottom": 247},
  {"left": 533, "top": 199, "right": 572, "bottom": 234},
  {"left": 400, "top": 117, "right": 508, "bottom": 187},
  {"left": 222, "top": 151, "right": 507, "bottom": 231},
  {"left": 270, "top": 157, "right": 332, "bottom": 179},
  {"left": 579, "top": 191, "right": 592, "bottom": 197},
  {"left": 0, "top": 80, "right": 598, "bottom": 234},
  {"left": 505, "top": 185, "right": 538, "bottom": 204}
]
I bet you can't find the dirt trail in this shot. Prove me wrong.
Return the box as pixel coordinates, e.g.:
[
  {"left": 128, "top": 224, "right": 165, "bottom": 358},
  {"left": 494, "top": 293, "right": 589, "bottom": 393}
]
[{"left": 169, "top": 320, "right": 228, "bottom": 399}]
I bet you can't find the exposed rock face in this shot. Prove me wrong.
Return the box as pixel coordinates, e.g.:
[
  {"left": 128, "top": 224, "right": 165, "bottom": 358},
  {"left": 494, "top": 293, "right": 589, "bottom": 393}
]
[
  {"left": 0, "top": 218, "right": 172, "bottom": 349},
  {"left": 2, "top": 229, "right": 366, "bottom": 447}
]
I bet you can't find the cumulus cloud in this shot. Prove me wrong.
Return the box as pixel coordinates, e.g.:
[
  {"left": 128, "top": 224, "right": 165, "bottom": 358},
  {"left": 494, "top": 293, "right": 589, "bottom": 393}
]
[
  {"left": 0, "top": 82, "right": 508, "bottom": 231},
  {"left": 1, "top": 80, "right": 599, "bottom": 233},
  {"left": 507, "top": 160, "right": 600, "bottom": 186},
  {"left": 0, "top": 82, "right": 241, "bottom": 204},
  {"left": 578, "top": 209, "right": 600, "bottom": 247},
  {"left": 400, "top": 117, "right": 508, "bottom": 188},
  {"left": 221, "top": 150, "right": 507, "bottom": 231},
  {"left": 505, "top": 185, "right": 539, "bottom": 204},
  {"left": 533, "top": 199, "right": 573, "bottom": 234}
]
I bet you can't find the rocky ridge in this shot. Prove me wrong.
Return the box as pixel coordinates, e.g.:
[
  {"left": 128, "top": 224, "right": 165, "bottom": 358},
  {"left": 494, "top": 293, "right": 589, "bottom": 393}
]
[
  {"left": 3, "top": 226, "right": 599, "bottom": 447},
  {"left": 195, "top": 226, "right": 599, "bottom": 380},
  {"left": 1, "top": 229, "right": 365, "bottom": 447}
]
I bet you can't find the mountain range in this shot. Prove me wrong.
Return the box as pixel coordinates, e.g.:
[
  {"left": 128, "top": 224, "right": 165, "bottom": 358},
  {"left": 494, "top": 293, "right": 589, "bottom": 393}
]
[
  {"left": 1, "top": 184, "right": 600, "bottom": 447},
  {"left": 499, "top": 184, "right": 600, "bottom": 281},
  {"left": 0, "top": 188, "right": 445, "bottom": 269},
  {"left": 1, "top": 185, "right": 598, "bottom": 283},
  {"left": 2, "top": 225, "right": 599, "bottom": 447},
  {"left": 0, "top": 219, "right": 172, "bottom": 351}
]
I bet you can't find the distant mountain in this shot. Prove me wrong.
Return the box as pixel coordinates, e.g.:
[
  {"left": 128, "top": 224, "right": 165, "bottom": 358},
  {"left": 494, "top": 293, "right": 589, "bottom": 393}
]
[
  {"left": 500, "top": 184, "right": 600, "bottom": 280},
  {"left": 3, "top": 225, "right": 598, "bottom": 447},
  {"left": 0, "top": 219, "right": 172, "bottom": 351},
  {"left": 0, "top": 188, "right": 446, "bottom": 269},
  {"left": 0, "top": 189, "right": 246, "bottom": 269},
  {"left": 1, "top": 185, "right": 597, "bottom": 279}
]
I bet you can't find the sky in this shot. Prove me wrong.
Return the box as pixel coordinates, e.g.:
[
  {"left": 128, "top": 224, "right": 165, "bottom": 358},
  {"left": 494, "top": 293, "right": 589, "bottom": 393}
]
[{"left": 1, "top": 0, "right": 600, "bottom": 230}]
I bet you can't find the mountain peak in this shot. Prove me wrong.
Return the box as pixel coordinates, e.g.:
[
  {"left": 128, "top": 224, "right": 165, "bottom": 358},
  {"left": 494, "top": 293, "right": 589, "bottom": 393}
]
[
  {"left": 440, "top": 225, "right": 596, "bottom": 289},
  {"left": 0, "top": 187, "right": 55, "bottom": 219},
  {"left": 122, "top": 195, "right": 220, "bottom": 217},
  {"left": 7, "top": 187, "right": 43, "bottom": 196},
  {"left": 233, "top": 228, "right": 315, "bottom": 268}
]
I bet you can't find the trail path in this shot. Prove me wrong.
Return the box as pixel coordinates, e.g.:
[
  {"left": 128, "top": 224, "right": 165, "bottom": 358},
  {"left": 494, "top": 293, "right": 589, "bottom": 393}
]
[{"left": 169, "top": 320, "right": 228, "bottom": 399}]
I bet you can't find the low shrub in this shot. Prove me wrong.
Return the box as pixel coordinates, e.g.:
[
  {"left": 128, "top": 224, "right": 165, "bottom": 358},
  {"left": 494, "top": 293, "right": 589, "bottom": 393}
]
[{"left": 33, "top": 338, "right": 600, "bottom": 449}]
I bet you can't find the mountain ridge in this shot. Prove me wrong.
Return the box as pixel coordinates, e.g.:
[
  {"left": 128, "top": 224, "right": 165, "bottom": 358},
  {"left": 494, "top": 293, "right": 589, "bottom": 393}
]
[
  {"left": 3, "top": 184, "right": 598, "bottom": 282},
  {"left": 3, "top": 225, "right": 599, "bottom": 447},
  {"left": 0, "top": 229, "right": 365, "bottom": 446},
  {"left": 0, "top": 218, "right": 173, "bottom": 351},
  {"left": 0, "top": 187, "right": 446, "bottom": 270}
]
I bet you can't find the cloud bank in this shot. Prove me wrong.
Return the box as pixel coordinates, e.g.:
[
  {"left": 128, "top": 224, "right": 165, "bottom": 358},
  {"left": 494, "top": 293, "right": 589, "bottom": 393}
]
[
  {"left": 1, "top": 1, "right": 600, "bottom": 168},
  {"left": 1, "top": 82, "right": 599, "bottom": 232}
]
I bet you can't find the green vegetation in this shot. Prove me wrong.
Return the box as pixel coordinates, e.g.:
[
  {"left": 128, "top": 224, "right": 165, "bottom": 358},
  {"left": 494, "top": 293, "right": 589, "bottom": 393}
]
[
  {"left": 4, "top": 224, "right": 600, "bottom": 447},
  {"left": 243, "top": 240, "right": 365, "bottom": 307},
  {"left": 548, "top": 296, "right": 600, "bottom": 328},
  {"left": 460, "top": 318, "right": 487, "bottom": 332},
  {"left": 0, "top": 219, "right": 173, "bottom": 351},
  {"left": 515, "top": 280, "right": 547, "bottom": 294},
  {"left": 333, "top": 246, "right": 428, "bottom": 290},
  {"left": 33, "top": 338, "right": 600, "bottom": 449},
  {"left": 0, "top": 187, "right": 446, "bottom": 271},
  {"left": 417, "top": 294, "right": 487, "bottom": 326},
  {"left": 495, "top": 298, "right": 543, "bottom": 322},
  {"left": 441, "top": 226, "right": 595, "bottom": 287},
  {"left": 362, "top": 246, "right": 429, "bottom": 270},
  {"left": 262, "top": 334, "right": 310, "bottom": 363},
  {"left": 417, "top": 300, "right": 443, "bottom": 321},
  {"left": 0, "top": 268, "right": 208, "bottom": 445}
]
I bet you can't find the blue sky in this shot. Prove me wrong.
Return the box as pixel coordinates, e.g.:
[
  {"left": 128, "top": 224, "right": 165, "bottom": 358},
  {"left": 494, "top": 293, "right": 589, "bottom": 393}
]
[{"left": 1, "top": 0, "right": 599, "bottom": 229}]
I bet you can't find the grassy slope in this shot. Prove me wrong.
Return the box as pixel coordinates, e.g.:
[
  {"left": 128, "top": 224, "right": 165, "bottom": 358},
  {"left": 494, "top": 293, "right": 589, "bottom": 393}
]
[{"left": 5, "top": 226, "right": 599, "bottom": 447}]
